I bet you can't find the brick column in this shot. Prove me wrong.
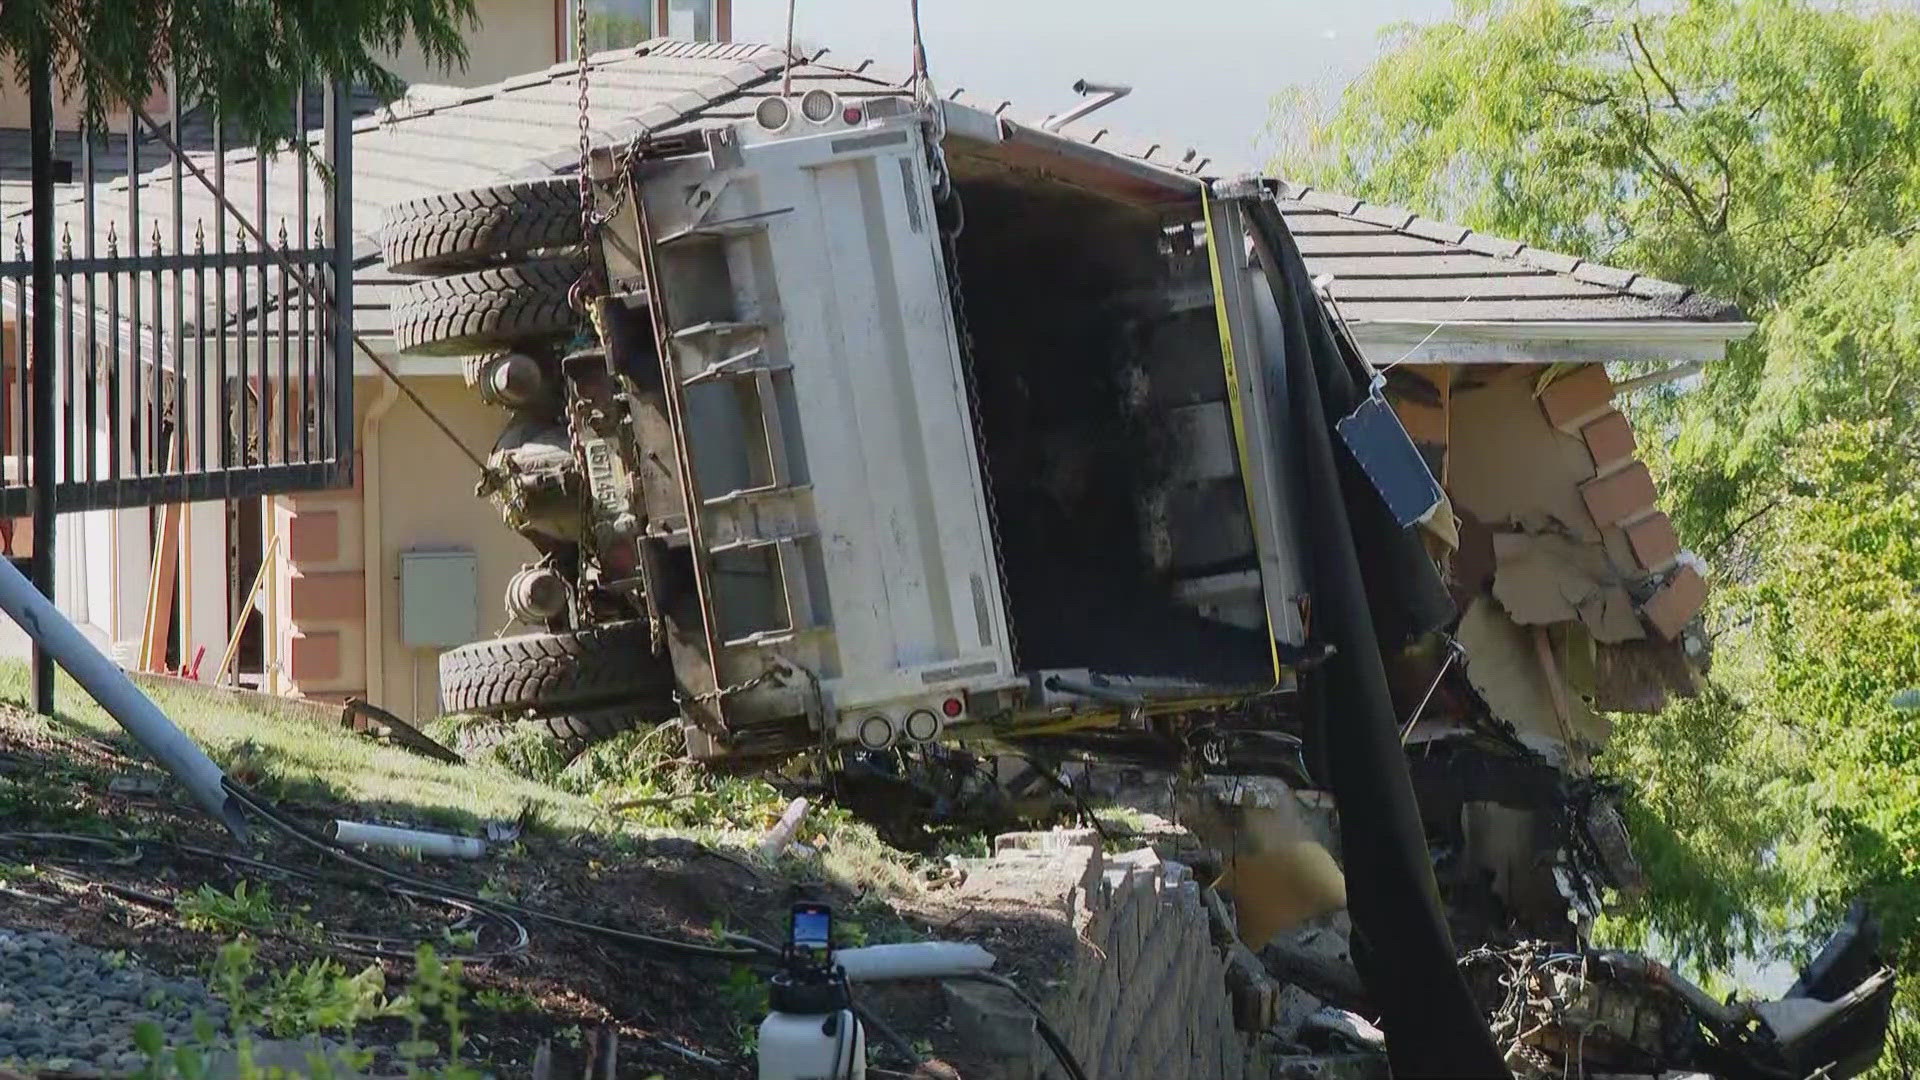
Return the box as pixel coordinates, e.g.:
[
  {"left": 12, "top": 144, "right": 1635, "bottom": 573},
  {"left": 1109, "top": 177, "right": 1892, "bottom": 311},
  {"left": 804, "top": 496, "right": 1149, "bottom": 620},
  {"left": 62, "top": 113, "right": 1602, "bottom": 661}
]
[{"left": 271, "top": 456, "right": 367, "bottom": 701}]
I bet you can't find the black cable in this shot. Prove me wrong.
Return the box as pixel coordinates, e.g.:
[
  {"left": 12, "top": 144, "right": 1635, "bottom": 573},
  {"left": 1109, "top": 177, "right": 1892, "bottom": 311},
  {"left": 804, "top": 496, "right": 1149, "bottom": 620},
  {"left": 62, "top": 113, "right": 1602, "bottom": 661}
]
[
  {"left": 222, "top": 780, "right": 759, "bottom": 964},
  {"left": 852, "top": 1000, "right": 924, "bottom": 1068},
  {"left": 954, "top": 973, "right": 1087, "bottom": 1080}
]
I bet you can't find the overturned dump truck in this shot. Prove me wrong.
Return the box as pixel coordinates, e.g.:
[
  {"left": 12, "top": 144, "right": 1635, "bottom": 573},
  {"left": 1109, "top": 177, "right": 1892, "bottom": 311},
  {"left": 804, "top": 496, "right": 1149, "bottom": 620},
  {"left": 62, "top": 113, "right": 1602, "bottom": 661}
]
[
  {"left": 381, "top": 89, "right": 1895, "bottom": 1076},
  {"left": 385, "top": 94, "right": 1346, "bottom": 767}
]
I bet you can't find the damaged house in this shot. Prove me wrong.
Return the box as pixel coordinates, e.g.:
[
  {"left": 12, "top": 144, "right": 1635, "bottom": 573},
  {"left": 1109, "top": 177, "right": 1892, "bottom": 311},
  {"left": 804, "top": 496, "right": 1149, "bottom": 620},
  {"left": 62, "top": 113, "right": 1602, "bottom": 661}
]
[{"left": 9, "top": 30, "right": 1894, "bottom": 1078}]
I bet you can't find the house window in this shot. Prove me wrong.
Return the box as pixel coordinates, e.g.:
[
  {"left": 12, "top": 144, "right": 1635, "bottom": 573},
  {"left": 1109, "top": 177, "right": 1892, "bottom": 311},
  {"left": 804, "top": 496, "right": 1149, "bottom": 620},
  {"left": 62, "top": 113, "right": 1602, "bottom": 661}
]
[{"left": 564, "top": 0, "right": 724, "bottom": 56}]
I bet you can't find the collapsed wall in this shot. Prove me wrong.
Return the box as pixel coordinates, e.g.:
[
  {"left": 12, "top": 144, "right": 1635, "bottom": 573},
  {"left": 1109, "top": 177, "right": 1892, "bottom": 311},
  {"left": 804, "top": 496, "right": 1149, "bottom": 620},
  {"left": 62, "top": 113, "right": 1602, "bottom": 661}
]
[{"left": 945, "top": 829, "right": 1384, "bottom": 1080}]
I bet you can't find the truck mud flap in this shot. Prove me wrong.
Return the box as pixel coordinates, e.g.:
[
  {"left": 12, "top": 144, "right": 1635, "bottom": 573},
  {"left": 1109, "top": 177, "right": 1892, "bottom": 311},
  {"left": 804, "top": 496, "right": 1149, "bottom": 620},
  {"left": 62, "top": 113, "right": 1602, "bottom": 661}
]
[{"left": 1244, "top": 194, "right": 1508, "bottom": 1077}]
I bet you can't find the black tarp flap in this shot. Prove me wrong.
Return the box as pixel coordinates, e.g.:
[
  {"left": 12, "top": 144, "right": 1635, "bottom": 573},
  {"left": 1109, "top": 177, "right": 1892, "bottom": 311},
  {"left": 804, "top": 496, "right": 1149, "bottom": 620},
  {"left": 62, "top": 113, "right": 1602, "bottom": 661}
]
[{"left": 1243, "top": 192, "right": 1509, "bottom": 1077}]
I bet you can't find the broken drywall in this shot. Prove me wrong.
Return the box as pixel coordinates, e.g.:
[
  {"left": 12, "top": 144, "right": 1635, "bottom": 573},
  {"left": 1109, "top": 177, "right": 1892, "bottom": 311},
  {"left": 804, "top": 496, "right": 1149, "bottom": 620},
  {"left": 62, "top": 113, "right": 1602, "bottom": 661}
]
[
  {"left": 1456, "top": 598, "right": 1611, "bottom": 763},
  {"left": 1446, "top": 368, "right": 1638, "bottom": 571},
  {"left": 1489, "top": 531, "right": 1645, "bottom": 643}
]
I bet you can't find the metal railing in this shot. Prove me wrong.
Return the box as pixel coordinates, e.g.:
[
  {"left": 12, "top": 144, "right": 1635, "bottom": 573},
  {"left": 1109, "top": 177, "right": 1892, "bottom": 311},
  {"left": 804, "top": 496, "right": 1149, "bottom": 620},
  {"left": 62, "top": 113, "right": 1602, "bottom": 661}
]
[{"left": 0, "top": 78, "right": 355, "bottom": 516}]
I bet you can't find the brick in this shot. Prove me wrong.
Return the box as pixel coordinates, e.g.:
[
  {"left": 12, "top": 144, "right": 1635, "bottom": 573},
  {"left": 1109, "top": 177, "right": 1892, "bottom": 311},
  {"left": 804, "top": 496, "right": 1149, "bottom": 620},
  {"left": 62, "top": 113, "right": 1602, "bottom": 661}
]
[
  {"left": 288, "top": 631, "right": 341, "bottom": 683},
  {"left": 1581, "top": 410, "right": 1636, "bottom": 474},
  {"left": 286, "top": 509, "right": 341, "bottom": 564},
  {"left": 288, "top": 570, "right": 366, "bottom": 622},
  {"left": 1626, "top": 512, "right": 1682, "bottom": 572},
  {"left": 1580, "top": 461, "right": 1658, "bottom": 526},
  {"left": 1538, "top": 364, "right": 1615, "bottom": 431},
  {"left": 1642, "top": 564, "right": 1708, "bottom": 639}
]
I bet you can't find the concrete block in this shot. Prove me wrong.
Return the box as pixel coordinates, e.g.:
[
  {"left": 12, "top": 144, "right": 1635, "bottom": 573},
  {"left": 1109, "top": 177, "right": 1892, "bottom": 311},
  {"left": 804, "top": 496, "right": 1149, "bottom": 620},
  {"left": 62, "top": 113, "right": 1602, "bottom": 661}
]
[
  {"left": 1642, "top": 563, "right": 1708, "bottom": 639},
  {"left": 942, "top": 979, "right": 1035, "bottom": 1060},
  {"left": 1626, "top": 512, "right": 1682, "bottom": 572},
  {"left": 1581, "top": 410, "right": 1636, "bottom": 474},
  {"left": 1538, "top": 364, "right": 1615, "bottom": 431},
  {"left": 1272, "top": 983, "right": 1325, "bottom": 1041},
  {"left": 1580, "top": 461, "right": 1658, "bottom": 526},
  {"left": 996, "top": 828, "right": 1101, "bottom": 854},
  {"left": 1226, "top": 943, "right": 1280, "bottom": 1032}
]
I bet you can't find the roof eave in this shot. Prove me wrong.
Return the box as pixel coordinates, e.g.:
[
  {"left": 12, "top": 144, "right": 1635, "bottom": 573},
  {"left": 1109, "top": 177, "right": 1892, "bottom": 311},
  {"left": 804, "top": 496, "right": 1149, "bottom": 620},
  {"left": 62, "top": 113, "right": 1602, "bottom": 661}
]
[{"left": 1347, "top": 318, "right": 1758, "bottom": 367}]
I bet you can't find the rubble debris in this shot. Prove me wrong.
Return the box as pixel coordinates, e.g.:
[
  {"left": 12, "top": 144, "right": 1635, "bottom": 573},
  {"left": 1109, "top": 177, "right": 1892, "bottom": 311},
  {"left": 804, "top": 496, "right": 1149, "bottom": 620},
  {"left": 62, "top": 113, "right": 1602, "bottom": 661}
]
[
  {"left": 1490, "top": 530, "right": 1642, "bottom": 643},
  {"left": 1175, "top": 777, "right": 1346, "bottom": 948},
  {"left": 1456, "top": 597, "right": 1610, "bottom": 761},
  {"left": 1457, "top": 916, "right": 1897, "bottom": 1080}
]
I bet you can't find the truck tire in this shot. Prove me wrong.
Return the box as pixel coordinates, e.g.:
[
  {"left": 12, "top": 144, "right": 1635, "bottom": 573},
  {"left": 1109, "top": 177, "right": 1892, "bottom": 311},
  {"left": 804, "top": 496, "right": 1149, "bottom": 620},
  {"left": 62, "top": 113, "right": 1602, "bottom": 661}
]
[
  {"left": 532, "top": 705, "right": 659, "bottom": 750},
  {"left": 381, "top": 177, "right": 583, "bottom": 275},
  {"left": 392, "top": 255, "right": 584, "bottom": 356},
  {"left": 438, "top": 620, "right": 669, "bottom": 716}
]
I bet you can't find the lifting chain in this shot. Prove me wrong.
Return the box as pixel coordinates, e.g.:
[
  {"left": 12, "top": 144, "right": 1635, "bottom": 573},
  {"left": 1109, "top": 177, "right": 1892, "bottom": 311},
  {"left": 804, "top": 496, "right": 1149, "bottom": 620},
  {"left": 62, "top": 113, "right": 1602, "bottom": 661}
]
[{"left": 571, "top": 7, "right": 604, "bottom": 323}]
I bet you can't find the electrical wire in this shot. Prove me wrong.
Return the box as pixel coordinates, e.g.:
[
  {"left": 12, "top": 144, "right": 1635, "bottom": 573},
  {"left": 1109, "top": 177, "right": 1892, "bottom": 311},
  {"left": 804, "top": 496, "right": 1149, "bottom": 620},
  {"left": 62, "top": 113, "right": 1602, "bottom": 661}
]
[
  {"left": 221, "top": 780, "right": 760, "bottom": 964},
  {"left": 852, "top": 1000, "right": 924, "bottom": 1069}
]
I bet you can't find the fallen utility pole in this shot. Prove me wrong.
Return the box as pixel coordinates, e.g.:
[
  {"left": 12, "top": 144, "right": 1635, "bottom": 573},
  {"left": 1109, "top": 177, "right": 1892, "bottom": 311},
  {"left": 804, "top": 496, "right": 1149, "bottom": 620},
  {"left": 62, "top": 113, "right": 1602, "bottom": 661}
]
[{"left": 0, "top": 554, "right": 246, "bottom": 837}]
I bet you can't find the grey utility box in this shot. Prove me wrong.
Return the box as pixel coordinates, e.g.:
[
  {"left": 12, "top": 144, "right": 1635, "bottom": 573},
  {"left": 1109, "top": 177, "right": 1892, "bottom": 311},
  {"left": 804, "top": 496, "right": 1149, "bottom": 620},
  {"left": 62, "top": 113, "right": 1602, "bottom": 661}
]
[{"left": 399, "top": 548, "right": 479, "bottom": 648}]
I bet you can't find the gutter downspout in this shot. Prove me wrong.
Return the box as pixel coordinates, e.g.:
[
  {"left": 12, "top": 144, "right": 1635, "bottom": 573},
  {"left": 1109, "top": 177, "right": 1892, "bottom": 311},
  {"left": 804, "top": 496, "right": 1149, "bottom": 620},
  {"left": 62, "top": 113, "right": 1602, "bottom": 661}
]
[{"left": 362, "top": 376, "right": 400, "bottom": 709}]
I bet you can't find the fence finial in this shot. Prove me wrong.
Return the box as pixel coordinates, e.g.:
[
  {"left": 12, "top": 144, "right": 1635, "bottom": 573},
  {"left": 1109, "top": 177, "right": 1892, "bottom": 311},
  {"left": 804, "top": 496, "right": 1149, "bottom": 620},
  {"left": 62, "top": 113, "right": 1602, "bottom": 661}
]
[{"left": 106, "top": 220, "right": 118, "bottom": 256}]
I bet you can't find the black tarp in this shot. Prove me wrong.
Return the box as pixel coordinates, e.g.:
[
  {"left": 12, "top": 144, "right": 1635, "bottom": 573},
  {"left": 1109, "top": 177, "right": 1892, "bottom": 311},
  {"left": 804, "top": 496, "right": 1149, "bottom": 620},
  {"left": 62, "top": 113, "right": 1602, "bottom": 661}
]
[{"left": 1244, "top": 192, "right": 1509, "bottom": 1077}]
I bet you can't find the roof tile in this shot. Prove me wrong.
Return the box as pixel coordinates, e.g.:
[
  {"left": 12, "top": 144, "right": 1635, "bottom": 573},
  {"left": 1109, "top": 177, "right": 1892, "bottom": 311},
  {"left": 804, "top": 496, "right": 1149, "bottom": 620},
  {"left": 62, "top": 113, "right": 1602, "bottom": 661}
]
[
  {"left": 1296, "top": 188, "right": 1362, "bottom": 216},
  {"left": 1572, "top": 261, "right": 1637, "bottom": 289},
  {"left": 1516, "top": 247, "right": 1581, "bottom": 275},
  {"left": 1351, "top": 202, "right": 1416, "bottom": 230},
  {"left": 1625, "top": 276, "right": 1688, "bottom": 300},
  {"left": 1459, "top": 231, "right": 1524, "bottom": 259},
  {"left": 1403, "top": 217, "right": 1469, "bottom": 245}
]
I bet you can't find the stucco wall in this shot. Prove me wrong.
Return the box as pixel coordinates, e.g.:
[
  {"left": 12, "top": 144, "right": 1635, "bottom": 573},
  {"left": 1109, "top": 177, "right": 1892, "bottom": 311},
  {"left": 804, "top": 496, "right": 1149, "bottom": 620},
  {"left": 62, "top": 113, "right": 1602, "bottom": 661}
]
[
  {"left": 365, "top": 374, "right": 529, "bottom": 717},
  {"left": 382, "top": 0, "right": 563, "bottom": 88}
]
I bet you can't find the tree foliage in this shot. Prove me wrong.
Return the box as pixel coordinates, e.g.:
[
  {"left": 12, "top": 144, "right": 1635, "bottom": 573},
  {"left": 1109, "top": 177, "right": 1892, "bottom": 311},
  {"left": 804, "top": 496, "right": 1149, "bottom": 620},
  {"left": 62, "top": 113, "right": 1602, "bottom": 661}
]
[
  {"left": 1282, "top": 0, "right": 1920, "bottom": 539},
  {"left": 0, "top": 0, "right": 477, "bottom": 144},
  {"left": 1279, "top": 2, "right": 1920, "bottom": 1072}
]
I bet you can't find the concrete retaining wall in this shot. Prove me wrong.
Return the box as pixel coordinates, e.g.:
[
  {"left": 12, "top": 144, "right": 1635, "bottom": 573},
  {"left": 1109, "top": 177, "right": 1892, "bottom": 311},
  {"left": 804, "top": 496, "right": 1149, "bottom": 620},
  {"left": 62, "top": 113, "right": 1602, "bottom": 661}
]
[{"left": 946, "top": 831, "right": 1382, "bottom": 1080}]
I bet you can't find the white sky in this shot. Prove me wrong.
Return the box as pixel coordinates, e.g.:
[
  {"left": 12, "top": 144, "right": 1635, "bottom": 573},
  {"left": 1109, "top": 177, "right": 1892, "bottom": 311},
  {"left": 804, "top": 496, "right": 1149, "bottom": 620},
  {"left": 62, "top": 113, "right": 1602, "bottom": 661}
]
[{"left": 733, "top": 0, "right": 1455, "bottom": 174}]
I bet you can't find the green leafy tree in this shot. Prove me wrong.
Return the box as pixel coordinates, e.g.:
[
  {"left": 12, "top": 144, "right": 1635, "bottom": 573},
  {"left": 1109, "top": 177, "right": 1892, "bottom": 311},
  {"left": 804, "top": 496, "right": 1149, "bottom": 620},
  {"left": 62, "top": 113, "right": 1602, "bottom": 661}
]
[
  {"left": 1278, "top": 2, "right": 1920, "bottom": 1073},
  {"left": 0, "top": 0, "right": 477, "bottom": 144},
  {"left": 1279, "top": 0, "right": 1920, "bottom": 540}
]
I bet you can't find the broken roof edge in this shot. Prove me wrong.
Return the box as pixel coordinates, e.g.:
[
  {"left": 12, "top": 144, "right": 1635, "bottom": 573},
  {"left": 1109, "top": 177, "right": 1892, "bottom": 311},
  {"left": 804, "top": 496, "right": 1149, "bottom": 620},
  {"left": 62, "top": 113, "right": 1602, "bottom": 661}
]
[
  {"left": 1347, "top": 318, "right": 1757, "bottom": 367},
  {"left": 1272, "top": 179, "right": 1747, "bottom": 325}
]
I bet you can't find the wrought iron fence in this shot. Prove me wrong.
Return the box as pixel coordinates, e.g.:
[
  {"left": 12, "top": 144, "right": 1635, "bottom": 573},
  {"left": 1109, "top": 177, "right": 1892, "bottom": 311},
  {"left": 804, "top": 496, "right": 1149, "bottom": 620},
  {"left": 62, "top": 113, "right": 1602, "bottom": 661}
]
[{"left": 0, "top": 79, "right": 354, "bottom": 516}]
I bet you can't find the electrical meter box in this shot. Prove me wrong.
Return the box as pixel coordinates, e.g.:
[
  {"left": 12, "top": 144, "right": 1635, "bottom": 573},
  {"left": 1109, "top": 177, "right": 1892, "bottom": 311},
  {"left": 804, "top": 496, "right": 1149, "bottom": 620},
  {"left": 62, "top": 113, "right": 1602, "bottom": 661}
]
[{"left": 399, "top": 549, "right": 479, "bottom": 648}]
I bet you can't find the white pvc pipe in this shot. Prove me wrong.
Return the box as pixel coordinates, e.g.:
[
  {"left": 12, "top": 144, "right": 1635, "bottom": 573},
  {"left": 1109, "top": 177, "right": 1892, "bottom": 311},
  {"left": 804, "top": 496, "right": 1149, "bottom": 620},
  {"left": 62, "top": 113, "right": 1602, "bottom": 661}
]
[
  {"left": 834, "top": 942, "right": 998, "bottom": 982},
  {"left": 757, "top": 796, "right": 810, "bottom": 860},
  {"left": 332, "top": 820, "right": 487, "bottom": 859},
  {"left": 0, "top": 555, "right": 247, "bottom": 836}
]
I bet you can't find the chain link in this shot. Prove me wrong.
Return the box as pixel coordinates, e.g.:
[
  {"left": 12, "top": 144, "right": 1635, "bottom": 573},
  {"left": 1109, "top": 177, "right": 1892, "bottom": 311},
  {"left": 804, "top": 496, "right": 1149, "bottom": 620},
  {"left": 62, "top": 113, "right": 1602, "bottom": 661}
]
[{"left": 569, "top": 5, "right": 602, "bottom": 317}]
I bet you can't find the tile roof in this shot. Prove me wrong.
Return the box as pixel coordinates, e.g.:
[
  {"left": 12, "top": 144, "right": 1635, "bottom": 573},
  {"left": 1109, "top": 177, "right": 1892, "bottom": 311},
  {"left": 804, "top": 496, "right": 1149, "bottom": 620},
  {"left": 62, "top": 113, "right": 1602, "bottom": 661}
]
[{"left": 3, "top": 38, "right": 1744, "bottom": 353}]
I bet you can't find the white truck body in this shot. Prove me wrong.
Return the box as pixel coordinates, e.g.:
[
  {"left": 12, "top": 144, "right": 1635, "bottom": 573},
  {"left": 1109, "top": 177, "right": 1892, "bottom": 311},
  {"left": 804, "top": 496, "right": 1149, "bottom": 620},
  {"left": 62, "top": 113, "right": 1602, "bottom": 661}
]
[{"left": 594, "top": 96, "right": 1314, "bottom": 759}]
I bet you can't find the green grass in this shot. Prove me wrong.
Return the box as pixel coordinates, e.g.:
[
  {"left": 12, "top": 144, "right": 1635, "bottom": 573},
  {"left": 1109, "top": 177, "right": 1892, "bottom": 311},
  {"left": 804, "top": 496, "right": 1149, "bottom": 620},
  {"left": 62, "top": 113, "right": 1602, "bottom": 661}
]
[
  {"left": 0, "top": 663, "right": 926, "bottom": 889},
  {"left": 0, "top": 662, "right": 597, "bottom": 832}
]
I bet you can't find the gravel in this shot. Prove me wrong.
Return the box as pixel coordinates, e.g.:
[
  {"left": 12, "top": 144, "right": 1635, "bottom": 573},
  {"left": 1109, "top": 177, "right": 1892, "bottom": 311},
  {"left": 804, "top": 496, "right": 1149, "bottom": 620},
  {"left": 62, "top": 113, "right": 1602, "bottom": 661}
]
[{"left": 0, "top": 926, "right": 230, "bottom": 1077}]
